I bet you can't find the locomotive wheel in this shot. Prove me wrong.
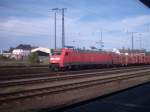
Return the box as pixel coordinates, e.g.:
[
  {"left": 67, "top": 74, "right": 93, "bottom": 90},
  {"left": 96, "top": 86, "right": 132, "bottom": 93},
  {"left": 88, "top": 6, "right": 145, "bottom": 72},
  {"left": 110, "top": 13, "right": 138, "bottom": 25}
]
[
  {"left": 53, "top": 67, "right": 59, "bottom": 72},
  {"left": 49, "top": 64, "right": 59, "bottom": 72}
]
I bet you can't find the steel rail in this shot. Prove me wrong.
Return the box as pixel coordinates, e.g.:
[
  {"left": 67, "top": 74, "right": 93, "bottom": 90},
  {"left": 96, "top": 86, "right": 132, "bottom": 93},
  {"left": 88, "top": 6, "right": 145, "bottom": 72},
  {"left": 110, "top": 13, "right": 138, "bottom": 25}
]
[
  {"left": 0, "top": 65, "right": 148, "bottom": 80},
  {"left": 1, "top": 65, "right": 150, "bottom": 77},
  {"left": 0, "top": 66, "right": 150, "bottom": 88},
  {"left": 0, "top": 69, "right": 150, "bottom": 104},
  {"left": 0, "top": 65, "right": 48, "bottom": 69}
]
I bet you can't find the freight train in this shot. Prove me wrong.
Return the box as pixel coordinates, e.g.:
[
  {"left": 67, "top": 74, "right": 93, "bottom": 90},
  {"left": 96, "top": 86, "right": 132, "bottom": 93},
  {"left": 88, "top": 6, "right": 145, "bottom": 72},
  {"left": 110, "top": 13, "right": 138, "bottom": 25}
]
[{"left": 49, "top": 48, "right": 150, "bottom": 71}]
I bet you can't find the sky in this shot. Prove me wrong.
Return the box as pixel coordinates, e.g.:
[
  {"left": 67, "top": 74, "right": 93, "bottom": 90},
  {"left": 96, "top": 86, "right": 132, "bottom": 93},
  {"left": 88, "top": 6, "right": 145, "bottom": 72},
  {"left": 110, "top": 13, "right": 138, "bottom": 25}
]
[{"left": 0, "top": 0, "right": 150, "bottom": 50}]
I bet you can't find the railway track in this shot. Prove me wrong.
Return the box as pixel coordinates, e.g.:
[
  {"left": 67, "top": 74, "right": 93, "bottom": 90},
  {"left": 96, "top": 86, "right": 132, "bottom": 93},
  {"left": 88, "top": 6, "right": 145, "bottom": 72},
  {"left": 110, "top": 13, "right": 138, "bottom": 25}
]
[
  {"left": 0, "top": 66, "right": 49, "bottom": 75},
  {"left": 0, "top": 67, "right": 150, "bottom": 105},
  {"left": 0, "top": 66, "right": 150, "bottom": 88},
  {"left": 0, "top": 65, "right": 150, "bottom": 112},
  {"left": 0, "top": 65, "right": 150, "bottom": 81},
  {"left": 0, "top": 65, "right": 47, "bottom": 68},
  {"left": 0, "top": 65, "right": 48, "bottom": 71}
]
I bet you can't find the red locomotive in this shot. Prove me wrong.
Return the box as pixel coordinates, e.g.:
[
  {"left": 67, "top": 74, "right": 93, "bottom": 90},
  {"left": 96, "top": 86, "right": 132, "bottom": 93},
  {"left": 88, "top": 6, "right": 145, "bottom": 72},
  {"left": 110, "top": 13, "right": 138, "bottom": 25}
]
[{"left": 49, "top": 48, "right": 150, "bottom": 71}]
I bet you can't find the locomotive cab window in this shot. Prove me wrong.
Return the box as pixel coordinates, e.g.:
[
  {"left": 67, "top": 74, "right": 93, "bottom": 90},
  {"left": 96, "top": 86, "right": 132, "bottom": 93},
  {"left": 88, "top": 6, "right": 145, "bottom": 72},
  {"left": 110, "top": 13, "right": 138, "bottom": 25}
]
[{"left": 52, "top": 50, "right": 61, "bottom": 55}]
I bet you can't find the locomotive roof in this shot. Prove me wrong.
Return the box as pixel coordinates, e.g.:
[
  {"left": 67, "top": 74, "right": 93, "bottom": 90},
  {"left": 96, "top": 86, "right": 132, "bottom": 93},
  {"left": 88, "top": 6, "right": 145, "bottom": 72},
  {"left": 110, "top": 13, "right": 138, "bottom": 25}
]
[{"left": 63, "top": 48, "right": 110, "bottom": 53}]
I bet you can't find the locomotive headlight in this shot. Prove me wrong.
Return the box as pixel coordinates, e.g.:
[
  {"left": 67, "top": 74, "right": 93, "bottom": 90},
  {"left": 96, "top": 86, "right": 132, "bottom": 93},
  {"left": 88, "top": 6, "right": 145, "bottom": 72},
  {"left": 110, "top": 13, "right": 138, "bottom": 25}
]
[
  {"left": 50, "top": 57, "right": 60, "bottom": 61},
  {"left": 55, "top": 57, "right": 60, "bottom": 60},
  {"left": 50, "top": 58, "right": 55, "bottom": 60}
]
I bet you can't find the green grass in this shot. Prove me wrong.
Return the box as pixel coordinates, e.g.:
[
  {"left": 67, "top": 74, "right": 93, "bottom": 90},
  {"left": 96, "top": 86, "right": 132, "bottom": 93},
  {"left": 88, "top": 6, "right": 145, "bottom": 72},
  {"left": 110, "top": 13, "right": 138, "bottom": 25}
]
[
  {"left": 0, "top": 60, "right": 49, "bottom": 67},
  {"left": 0, "top": 54, "right": 50, "bottom": 67}
]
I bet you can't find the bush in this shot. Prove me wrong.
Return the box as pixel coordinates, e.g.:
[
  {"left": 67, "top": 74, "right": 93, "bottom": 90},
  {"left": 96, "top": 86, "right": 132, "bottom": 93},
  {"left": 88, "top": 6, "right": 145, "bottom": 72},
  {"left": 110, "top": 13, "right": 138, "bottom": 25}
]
[
  {"left": 26, "top": 53, "right": 39, "bottom": 64},
  {"left": 0, "top": 55, "right": 12, "bottom": 61}
]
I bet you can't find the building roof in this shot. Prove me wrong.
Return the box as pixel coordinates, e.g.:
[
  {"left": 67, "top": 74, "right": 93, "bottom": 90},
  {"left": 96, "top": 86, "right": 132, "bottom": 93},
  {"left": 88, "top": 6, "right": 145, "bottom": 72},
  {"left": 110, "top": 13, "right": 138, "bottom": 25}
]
[
  {"left": 15, "top": 44, "right": 35, "bottom": 50},
  {"left": 31, "top": 47, "right": 50, "bottom": 54}
]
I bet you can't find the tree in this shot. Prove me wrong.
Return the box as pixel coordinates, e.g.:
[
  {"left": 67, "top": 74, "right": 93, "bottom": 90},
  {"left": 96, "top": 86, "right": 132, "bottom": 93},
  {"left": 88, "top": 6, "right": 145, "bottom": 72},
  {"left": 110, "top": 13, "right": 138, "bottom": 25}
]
[{"left": 26, "top": 52, "right": 39, "bottom": 64}]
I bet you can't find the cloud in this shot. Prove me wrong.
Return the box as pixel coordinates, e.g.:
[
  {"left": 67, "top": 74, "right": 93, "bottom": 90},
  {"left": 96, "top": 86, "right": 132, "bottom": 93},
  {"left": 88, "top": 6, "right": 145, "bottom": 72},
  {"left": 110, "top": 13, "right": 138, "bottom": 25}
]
[
  {"left": 106, "top": 15, "right": 150, "bottom": 32},
  {"left": 0, "top": 17, "right": 50, "bottom": 37},
  {"left": 67, "top": 14, "right": 150, "bottom": 49},
  {"left": 0, "top": 14, "right": 150, "bottom": 50}
]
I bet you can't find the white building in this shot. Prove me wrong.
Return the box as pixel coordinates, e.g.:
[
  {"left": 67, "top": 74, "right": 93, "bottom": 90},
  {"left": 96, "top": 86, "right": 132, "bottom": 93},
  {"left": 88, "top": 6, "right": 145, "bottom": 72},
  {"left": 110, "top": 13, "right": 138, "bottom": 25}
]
[
  {"left": 12, "top": 49, "right": 31, "bottom": 60},
  {"left": 31, "top": 47, "right": 51, "bottom": 55},
  {"left": 31, "top": 47, "right": 51, "bottom": 62},
  {"left": 11, "top": 47, "right": 51, "bottom": 60}
]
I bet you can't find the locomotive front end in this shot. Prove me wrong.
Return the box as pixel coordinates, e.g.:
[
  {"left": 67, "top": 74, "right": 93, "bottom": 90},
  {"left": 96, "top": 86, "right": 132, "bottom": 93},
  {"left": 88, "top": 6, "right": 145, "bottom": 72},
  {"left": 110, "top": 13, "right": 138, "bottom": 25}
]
[{"left": 49, "top": 49, "right": 64, "bottom": 71}]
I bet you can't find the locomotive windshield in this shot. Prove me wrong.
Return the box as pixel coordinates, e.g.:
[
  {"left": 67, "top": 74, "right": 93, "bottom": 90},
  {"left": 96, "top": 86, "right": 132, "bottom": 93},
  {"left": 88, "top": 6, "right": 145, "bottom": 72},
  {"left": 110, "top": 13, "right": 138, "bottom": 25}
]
[{"left": 51, "top": 50, "right": 62, "bottom": 55}]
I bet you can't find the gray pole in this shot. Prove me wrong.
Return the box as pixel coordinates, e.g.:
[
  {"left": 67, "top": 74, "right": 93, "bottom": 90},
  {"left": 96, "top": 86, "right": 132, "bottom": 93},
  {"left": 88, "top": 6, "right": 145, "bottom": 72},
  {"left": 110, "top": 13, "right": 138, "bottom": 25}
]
[
  {"left": 100, "top": 31, "right": 102, "bottom": 49},
  {"left": 131, "top": 32, "right": 134, "bottom": 50},
  {"left": 52, "top": 8, "right": 66, "bottom": 49},
  {"left": 62, "top": 8, "right": 66, "bottom": 48},
  {"left": 127, "top": 31, "right": 136, "bottom": 50},
  {"left": 52, "top": 8, "right": 59, "bottom": 49},
  {"left": 54, "top": 12, "right": 57, "bottom": 49},
  {"left": 139, "top": 34, "right": 142, "bottom": 50}
]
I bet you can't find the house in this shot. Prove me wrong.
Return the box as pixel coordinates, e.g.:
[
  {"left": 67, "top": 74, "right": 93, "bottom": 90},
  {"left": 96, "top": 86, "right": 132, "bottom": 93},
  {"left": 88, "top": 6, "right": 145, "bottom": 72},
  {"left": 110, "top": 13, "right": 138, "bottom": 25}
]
[
  {"left": 11, "top": 44, "right": 36, "bottom": 60},
  {"left": 12, "top": 49, "right": 31, "bottom": 60},
  {"left": 31, "top": 47, "right": 51, "bottom": 62}
]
